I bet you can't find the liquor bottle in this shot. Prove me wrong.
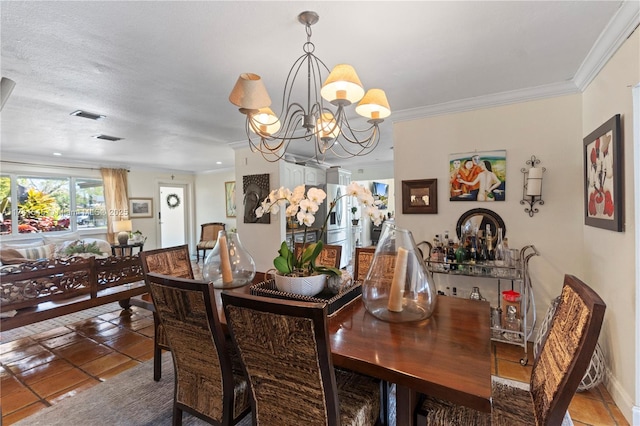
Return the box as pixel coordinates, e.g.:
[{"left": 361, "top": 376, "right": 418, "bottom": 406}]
[
  {"left": 469, "top": 236, "right": 478, "bottom": 264},
  {"left": 447, "top": 239, "right": 457, "bottom": 270},
  {"left": 478, "top": 233, "right": 487, "bottom": 263},
  {"left": 486, "top": 224, "right": 494, "bottom": 261},
  {"left": 494, "top": 228, "right": 505, "bottom": 266}
]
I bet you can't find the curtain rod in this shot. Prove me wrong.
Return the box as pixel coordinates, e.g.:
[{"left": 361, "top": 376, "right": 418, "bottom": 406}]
[{"left": 0, "top": 160, "right": 130, "bottom": 172}]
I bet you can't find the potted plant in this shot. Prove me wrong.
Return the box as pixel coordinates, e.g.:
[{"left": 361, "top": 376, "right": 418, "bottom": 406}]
[
  {"left": 351, "top": 206, "right": 359, "bottom": 225},
  {"left": 62, "top": 240, "right": 105, "bottom": 258},
  {"left": 256, "top": 183, "right": 384, "bottom": 295}
]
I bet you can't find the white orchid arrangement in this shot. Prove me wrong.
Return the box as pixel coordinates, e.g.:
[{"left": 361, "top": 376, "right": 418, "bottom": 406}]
[{"left": 256, "top": 182, "right": 385, "bottom": 277}]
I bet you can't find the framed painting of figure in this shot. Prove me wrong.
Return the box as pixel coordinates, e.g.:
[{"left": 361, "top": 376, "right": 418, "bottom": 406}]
[{"left": 449, "top": 150, "right": 506, "bottom": 202}]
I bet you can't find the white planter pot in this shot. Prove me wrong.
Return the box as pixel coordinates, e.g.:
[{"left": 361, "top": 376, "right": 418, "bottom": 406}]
[{"left": 274, "top": 273, "right": 326, "bottom": 297}]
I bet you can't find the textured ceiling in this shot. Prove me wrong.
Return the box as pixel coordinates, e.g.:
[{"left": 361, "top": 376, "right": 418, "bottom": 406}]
[{"left": 0, "top": 1, "right": 636, "bottom": 173}]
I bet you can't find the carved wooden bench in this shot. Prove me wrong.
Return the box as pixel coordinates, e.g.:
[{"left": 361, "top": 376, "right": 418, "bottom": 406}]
[{"left": 0, "top": 255, "right": 146, "bottom": 331}]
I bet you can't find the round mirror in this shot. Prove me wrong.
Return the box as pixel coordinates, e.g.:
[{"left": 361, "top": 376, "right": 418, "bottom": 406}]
[{"left": 456, "top": 208, "right": 506, "bottom": 244}]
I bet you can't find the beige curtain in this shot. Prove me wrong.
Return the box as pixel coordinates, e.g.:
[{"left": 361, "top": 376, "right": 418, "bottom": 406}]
[{"left": 101, "top": 168, "right": 129, "bottom": 244}]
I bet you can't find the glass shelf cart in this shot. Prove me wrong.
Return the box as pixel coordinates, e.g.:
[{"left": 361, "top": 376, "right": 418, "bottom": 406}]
[{"left": 426, "top": 245, "right": 539, "bottom": 365}]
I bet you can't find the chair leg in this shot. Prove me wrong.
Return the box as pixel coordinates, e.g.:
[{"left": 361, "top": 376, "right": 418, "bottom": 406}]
[
  {"left": 153, "top": 340, "right": 162, "bottom": 381},
  {"left": 172, "top": 406, "right": 182, "bottom": 426},
  {"left": 153, "top": 313, "right": 162, "bottom": 381},
  {"left": 379, "top": 380, "right": 389, "bottom": 426}
]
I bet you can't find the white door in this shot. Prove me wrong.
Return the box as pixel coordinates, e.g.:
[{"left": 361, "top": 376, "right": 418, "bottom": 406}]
[{"left": 159, "top": 185, "right": 187, "bottom": 248}]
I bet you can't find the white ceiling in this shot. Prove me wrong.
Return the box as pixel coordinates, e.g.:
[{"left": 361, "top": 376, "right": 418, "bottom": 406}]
[{"left": 1, "top": 1, "right": 637, "bottom": 174}]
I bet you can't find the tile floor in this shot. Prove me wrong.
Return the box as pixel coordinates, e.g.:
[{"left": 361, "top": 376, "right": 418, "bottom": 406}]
[{"left": 0, "top": 302, "right": 630, "bottom": 426}]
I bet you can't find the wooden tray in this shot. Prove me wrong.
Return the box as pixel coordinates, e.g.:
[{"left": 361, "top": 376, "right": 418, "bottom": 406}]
[{"left": 250, "top": 279, "right": 362, "bottom": 316}]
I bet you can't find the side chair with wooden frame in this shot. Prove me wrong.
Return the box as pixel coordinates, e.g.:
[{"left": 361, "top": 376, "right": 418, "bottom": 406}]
[
  {"left": 293, "top": 242, "right": 342, "bottom": 269},
  {"left": 416, "top": 274, "right": 606, "bottom": 425},
  {"left": 197, "top": 222, "right": 225, "bottom": 262},
  {"left": 222, "top": 292, "right": 382, "bottom": 426},
  {"left": 139, "top": 244, "right": 194, "bottom": 381},
  {"left": 146, "top": 272, "right": 250, "bottom": 426}
]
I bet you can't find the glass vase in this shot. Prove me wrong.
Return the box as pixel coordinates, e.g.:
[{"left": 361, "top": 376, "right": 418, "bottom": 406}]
[
  {"left": 203, "top": 230, "right": 256, "bottom": 288},
  {"left": 362, "top": 221, "right": 437, "bottom": 323}
]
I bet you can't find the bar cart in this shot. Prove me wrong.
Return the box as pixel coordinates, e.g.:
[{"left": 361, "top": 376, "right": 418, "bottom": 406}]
[{"left": 426, "top": 245, "right": 539, "bottom": 365}]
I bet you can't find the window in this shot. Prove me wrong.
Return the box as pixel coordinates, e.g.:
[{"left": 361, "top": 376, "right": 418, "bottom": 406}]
[
  {"left": 0, "top": 174, "right": 105, "bottom": 236},
  {"left": 0, "top": 176, "right": 10, "bottom": 235}
]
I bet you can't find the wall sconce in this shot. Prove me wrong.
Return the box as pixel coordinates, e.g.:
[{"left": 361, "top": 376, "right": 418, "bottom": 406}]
[{"left": 520, "top": 155, "right": 545, "bottom": 217}]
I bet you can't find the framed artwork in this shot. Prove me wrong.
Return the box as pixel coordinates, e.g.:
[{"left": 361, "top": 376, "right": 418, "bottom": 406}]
[
  {"left": 449, "top": 150, "right": 506, "bottom": 201},
  {"left": 584, "top": 114, "right": 623, "bottom": 231},
  {"left": 402, "top": 179, "right": 437, "bottom": 214},
  {"left": 243, "top": 174, "right": 270, "bottom": 224},
  {"left": 225, "top": 181, "right": 236, "bottom": 218},
  {"left": 129, "top": 198, "right": 153, "bottom": 218}
]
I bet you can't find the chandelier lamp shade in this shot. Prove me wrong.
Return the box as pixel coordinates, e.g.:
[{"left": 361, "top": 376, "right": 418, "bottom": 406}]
[{"left": 228, "top": 11, "right": 391, "bottom": 163}]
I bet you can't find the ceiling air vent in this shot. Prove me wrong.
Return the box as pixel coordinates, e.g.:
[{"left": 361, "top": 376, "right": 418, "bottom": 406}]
[
  {"left": 92, "top": 134, "right": 123, "bottom": 142},
  {"left": 70, "top": 110, "right": 105, "bottom": 120}
]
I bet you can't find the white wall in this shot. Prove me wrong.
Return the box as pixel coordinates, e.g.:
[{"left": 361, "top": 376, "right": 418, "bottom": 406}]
[
  {"left": 194, "top": 168, "right": 237, "bottom": 233},
  {"left": 234, "top": 147, "right": 282, "bottom": 274},
  {"left": 581, "top": 28, "right": 639, "bottom": 422},
  {"left": 394, "top": 93, "right": 584, "bottom": 308},
  {"left": 127, "top": 170, "right": 195, "bottom": 251}
]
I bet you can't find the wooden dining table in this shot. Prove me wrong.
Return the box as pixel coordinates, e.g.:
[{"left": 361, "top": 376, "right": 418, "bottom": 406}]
[{"left": 215, "top": 287, "right": 492, "bottom": 426}]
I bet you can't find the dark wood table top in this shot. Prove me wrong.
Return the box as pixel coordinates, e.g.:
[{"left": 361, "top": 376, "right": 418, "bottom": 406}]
[
  {"left": 216, "top": 287, "right": 492, "bottom": 415},
  {"left": 328, "top": 295, "right": 492, "bottom": 414}
]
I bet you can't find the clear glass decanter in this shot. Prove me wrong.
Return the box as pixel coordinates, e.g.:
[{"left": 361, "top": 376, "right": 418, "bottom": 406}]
[
  {"left": 203, "top": 230, "right": 256, "bottom": 288},
  {"left": 362, "top": 221, "right": 437, "bottom": 323}
]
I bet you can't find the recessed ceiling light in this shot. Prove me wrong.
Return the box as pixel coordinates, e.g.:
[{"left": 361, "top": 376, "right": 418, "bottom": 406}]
[
  {"left": 216, "top": 161, "right": 222, "bottom": 165},
  {"left": 53, "top": 152, "right": 62, "bottom": 156},
  {"left": 92, "top": 134, "right": 123, "bottom": 142},
  {"left": 70, "top": 110, "right": 106, "bottom": 120}
]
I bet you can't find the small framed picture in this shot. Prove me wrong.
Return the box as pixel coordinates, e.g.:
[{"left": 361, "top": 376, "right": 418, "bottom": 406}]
[
  {"left": 402, "top": 179, "right": 438, "bottom": 214},
  {"left": 225, "top": 181, "right": 236, "bottom": 218},
  {"left": 583, "top": 114, "right": 623, "bottom": 231},
  {"left": 129, "top": 198, "right": 153, "bottom": 218}
]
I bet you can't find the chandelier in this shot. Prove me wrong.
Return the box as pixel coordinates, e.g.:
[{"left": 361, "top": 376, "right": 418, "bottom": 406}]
[{"left": 229, "top": 11, "right": 391, "bottom": 164}]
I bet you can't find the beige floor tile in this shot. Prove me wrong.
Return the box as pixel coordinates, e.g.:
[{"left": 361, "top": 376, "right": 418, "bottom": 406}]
[
  {"left": 16, "top": 358, "right": 74, "bottom": 385},
  {"left": 1, "top": 401, "right": 48, "bottom": 425},
  {"left": 29, "top": 367, "right": 92, "bottom": 398},
  {"left": 45, "top": 377, "right": 100, "bottom": 404},
  {"left": 54, "top": 339, "right": 113, "bottom": 365},
  {"left": 0, "top": 337, "right": 35, "bottom": 355},
  {"left": 81, "top": 352, "right": 131, "bottom": 376},
  {"left": 1, "top": 374, "right": 25, "bottom": 396},
  {"left": 29, "top": 326, "right": 74, "bottom": 342},
  {"left": 495, "top": 358, "right": 531, "bottom": 382},
  {"left": 1, "top": 386, "right": 40, "bottom": 415},
  {"left": 98, "top": 359, "right": 141, "bottom": 380},
  {"left": 118, "top": 338, "right": 154, "bottom": 359},
  {"left": 608, "top": 403, "right": 630, "bottom": 426},
  {"left": 569, "top": 392, "right": 615, "bottom": 425},
  {"left": 0, "top": 343, "right": 49, "bottom": 365}
]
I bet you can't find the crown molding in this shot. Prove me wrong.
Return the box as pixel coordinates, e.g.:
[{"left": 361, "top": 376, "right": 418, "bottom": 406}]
[
  {"left": 391, "top": 80, "right": 579, "bottom": 123},
  {"left": 573, "top": 0, "right": 640, "bottom": 91}
]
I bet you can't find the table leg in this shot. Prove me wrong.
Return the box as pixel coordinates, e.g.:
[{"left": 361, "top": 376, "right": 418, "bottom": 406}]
[{"left": 396, "top": 384, "right": 418, "bottom": 426}]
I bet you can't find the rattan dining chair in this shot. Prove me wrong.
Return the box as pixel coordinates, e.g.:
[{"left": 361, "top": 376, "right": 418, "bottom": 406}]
[
  {"left": 293, "top": 242, "right": 342, "bottom": 269},
  {"left": 221, "top": 292, "right": 382, "bottom": 426},
  {"left": 146, "top": 272, "right": 250, "bottom": 426},
  {"left": 197, "top": 222, "right": 225, "bottom": 262},
  {"left": 354, "top": 247, "right": 376, "bottom": 282},
  {"left": 139, "top": 244, "right": 194, "bottom": 381},
  {"left": 416, "top": 274, "right": 606, "bottom": 426}
]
